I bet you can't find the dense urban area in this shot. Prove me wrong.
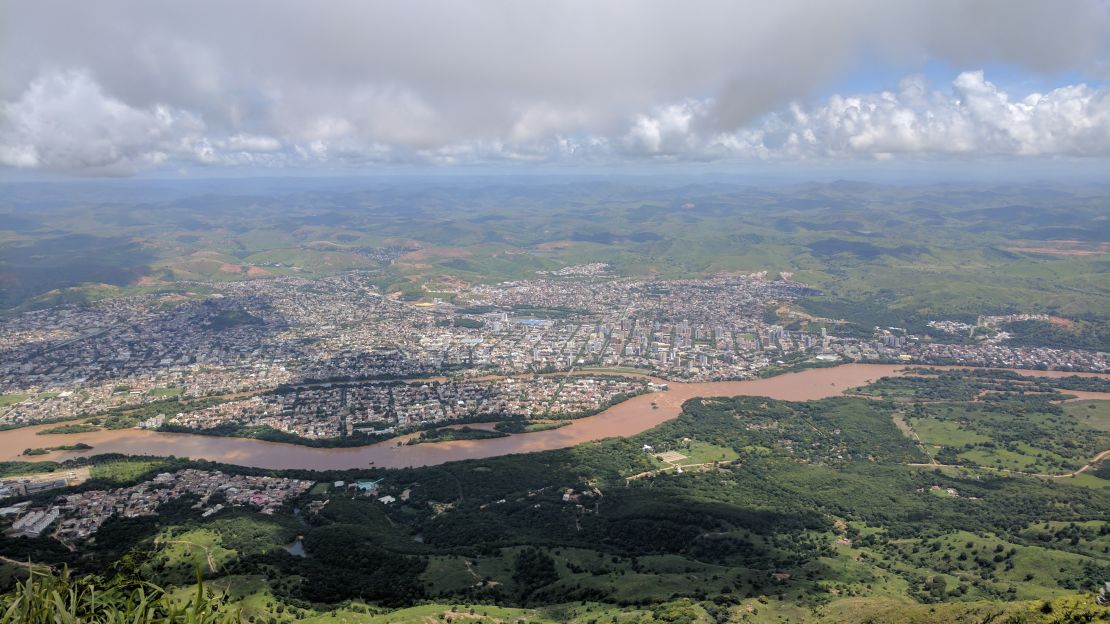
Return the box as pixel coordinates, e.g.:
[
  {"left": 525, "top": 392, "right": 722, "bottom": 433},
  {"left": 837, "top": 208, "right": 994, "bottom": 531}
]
[{"left": 1, "top": 268, "right": 1105, "bottom": 446}]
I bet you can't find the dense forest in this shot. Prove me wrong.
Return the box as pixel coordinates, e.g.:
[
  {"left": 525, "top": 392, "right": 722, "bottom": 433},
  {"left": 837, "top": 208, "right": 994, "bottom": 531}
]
[{"left": 1001, "top": 319, "right": 1110, "bottom": 353}]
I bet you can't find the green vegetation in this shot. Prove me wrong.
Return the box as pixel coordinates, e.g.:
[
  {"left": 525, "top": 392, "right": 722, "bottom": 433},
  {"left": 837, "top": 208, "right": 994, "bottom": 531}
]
[
  {"left": 848, "top": 371, "right": 1110, "bottom": 478},
  {"left": 409, "top": 426, "right": 508, "bottom": 444},
  {"left": 3, "top": 181, "right": 1109, "bottom": 621},
  {"left": 89, "top": 458, "right": 179, "bottom": 484},
  {"left": 1065, "top": 400, "right": 1110, "bottom": 433},
  {"left": 94, "top": 396, "right": 228, "bottom": 430},
  {"left": 0, "top": 568, "right": 237, "bottom": 624},
  {"left": 0, "top": 394, "right": 28, "bottom": 408},
  {"left": 850, "top": 369, "right": 1078, "bottom": 401},
  {"left": 0, "top": 456, "right": 178, "bottom": 485},
  {"left": 0, "top": 370, "right": 1106, "bottom": 622},
  {"left": 675, "top": 440, "right": 740, "bottom": 464},
  {"left": 37, "top": 423, "right": 100, "bottom": 435},
  {"left": 1002, "top": 318, "right": 1110, "bottom": 352},
  {"left": 510, "top": 305, "right": 579, "bottom": 319},
  {"left": 5, "top": 181, "right": 1107, "bottom": 331},
  {"left": 0, "top": 461, "right": 63, "bottom": 478},
  {"left": 207, "top": 309, "right": 264, "bottom": 331},
  {"left": 453, "top": 317, "right": 484, "bottom": 329},
  {"left": 21, "top": 443, "right": 92, "bottom": 456},
  {"left": 4, "top": 566, "right": 1106, "bottom": 624},
  {"left": 494, "top": 420, "right": 571, "bottom": 434}
]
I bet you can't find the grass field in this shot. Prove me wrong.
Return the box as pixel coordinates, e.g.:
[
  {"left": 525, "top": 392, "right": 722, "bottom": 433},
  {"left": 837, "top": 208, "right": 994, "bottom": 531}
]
[
  {"left": 89, "top": 458, "right": 175, "bottom": 483},
  {"left": 866, "top": 529, "right": 1091, "bottom": 600},
  {"left": 678, "top": 441, "right": 740, "bottom": 464},
  {"left": 154, "top": 528, "right": 237, "bottom": 580},
  {"left": 903, "top": 400, "right": 1109, "bottom": 474},
  {"left": 814, "top": 594, "right": 1103, "bottom": 624},
  {"left": 421, "top": 556, "right": 481, "bottom": 595},
  {"left": 0, "top": 394, "right": 28, "bottom": 407},
  {"left": 1059, "top": 472, "right": 1110, "bottom": 490},
  {"left": 905, "top": 417, "right": 991, "bottom": 449},
  {"left": 1064, "top": 400, "right": 1110, "bottom": 432},
  {"left": 959, "top": 445, "right": 1048, "bottom": 472}
]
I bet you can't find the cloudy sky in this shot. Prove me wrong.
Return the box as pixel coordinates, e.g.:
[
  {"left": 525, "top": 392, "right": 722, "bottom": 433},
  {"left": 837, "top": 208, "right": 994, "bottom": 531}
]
[{"left": 2, "top": 0, "right": 1109, "bottom": 177}]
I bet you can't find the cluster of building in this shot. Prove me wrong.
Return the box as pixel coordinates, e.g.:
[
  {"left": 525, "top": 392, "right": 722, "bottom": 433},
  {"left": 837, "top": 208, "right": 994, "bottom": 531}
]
[
  {"left": 928, "top": 314, "right": 1059, "bottom": 341},
  {"left": 913, "top": 342, "right": 1105, "bottom": 371},
  {"left": 1, "top": 270, "right": 1105, "bottom": 431},
  {"left": 0, "top": 294, "right": 296, "bottom": 428},
  {"left": 0, "top": 469, "right": 89, "bottom": 501},
  {"left": 821, "top": 325, "right": 1106, "bottom": 371},
  {"left": 0, "top": 295, "right": 294, "bottom": 389},
  {"left": 927, "top": 320, "right": 977, "bottom": 336},
  {"left": 164, "top": 376, "right": 648, "bottom": 439},
  {"left": 3, "top": 469, "right": 312, "bottom": 543},
  {"left": 0, "top": 477, "right": 67, "bottom": 500},
  {"left": 978, "top": 313, "right": 1056, "bottom": 327},
  {"left": 536, "top": 263, "right": 611, "bottom": 277},
  {"left": 463, "top": 273, "right": 824, "bottom": 380},
  {"left": 8, "top": 508, "right": 59, "bottom": 537}
]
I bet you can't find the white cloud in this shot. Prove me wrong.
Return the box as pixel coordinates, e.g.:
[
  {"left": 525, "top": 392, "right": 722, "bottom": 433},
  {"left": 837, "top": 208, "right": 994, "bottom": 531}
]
[
  {"left": 0, "top": 70, "right": 208, "bottom": 174},
  {"left": 1, "top": 68, "right": 1108, "bottom": 173},
  {"left": 720, "top": 71, "right": 1110, "bottom": 160},
  {"left": 623, "top": 101, "right": 705, "bottom": 157},
  {"left": 223, "top": 134, "right": 282, "bottom": 153},
  {"left": 2, "top": 0, "right": 1108, "bottom": 174},
  {"left": 0, "top": 71, "right": 298, "bottom": 174}
]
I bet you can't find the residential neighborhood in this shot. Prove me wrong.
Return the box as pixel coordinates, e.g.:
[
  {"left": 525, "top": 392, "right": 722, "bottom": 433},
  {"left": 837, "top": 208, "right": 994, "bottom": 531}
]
[
  {"left": 4, "top": 469, "right": 312, "bottom": 544},
  {"left": 1, "top": 271, "right": 1105, "bottom": 438}
]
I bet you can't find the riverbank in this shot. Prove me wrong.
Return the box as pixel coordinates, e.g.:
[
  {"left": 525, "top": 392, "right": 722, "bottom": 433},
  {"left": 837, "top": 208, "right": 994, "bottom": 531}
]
[{"left": 0, "top": 364, "right": 1105, "bottom": 470}]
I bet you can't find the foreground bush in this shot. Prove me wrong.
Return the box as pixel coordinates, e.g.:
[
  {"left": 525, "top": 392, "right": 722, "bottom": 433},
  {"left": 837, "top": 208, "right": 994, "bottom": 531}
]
[{"left": 0, "top": 567, "right": 238, "bottom": 624}]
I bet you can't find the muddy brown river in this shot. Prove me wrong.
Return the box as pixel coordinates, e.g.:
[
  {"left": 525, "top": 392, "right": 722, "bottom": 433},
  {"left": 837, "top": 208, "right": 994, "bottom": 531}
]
[{"left": 1, "top": 364, "right": 1106, "bottom": 470}]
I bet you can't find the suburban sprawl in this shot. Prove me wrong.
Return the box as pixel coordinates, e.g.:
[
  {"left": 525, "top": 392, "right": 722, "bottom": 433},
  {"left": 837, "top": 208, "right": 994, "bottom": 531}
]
[
  {"left": 3, "top": 469, "right": 311, "bottom": 543},
  {"left": 0, "top": 269, "right": 1105, "bottom": 445}
]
